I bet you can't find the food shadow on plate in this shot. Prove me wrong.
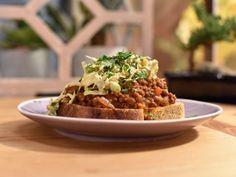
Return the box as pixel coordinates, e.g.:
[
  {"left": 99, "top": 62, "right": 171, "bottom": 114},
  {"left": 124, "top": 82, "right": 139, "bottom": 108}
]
[{"left": 0, "top": 120, "right": 199, "bottom": 154}]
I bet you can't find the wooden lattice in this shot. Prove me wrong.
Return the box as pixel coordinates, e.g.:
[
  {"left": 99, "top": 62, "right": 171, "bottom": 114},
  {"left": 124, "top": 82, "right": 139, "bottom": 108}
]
[{"left": 0, "top": 0, "right": 154, "bottom": 96}]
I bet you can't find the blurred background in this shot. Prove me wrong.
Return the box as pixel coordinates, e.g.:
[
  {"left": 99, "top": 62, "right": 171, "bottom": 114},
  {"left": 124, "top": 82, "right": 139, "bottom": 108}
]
[{"left": 1, "top": 0, "right": 236, "bottom": 102}]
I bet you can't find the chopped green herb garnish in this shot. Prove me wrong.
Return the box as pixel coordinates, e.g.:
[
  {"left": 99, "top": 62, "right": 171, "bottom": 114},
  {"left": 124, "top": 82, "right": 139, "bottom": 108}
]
[
  {"left": 80, "top": 51, "right": 159, "bottom": 95},
  {"left": 132, "top": 70, "right": 149, "bottom": 80}
]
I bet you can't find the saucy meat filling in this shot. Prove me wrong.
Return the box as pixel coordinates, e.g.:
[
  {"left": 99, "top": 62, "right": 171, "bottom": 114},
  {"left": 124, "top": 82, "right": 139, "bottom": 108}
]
[{"left": 62, "top": 78, "right": 176, "bottom": 109}]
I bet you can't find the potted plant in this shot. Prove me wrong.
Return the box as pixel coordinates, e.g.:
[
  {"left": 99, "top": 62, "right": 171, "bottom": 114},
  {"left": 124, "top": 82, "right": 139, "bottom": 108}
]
[{"left": 165, "top": 2, "right": 236, "bottom": 103}]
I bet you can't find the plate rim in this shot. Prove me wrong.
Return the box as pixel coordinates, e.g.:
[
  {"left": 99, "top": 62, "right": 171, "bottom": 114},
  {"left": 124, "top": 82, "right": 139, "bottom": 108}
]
[{"left": 17, "top": 97, "right": 223, "bottom": 124}]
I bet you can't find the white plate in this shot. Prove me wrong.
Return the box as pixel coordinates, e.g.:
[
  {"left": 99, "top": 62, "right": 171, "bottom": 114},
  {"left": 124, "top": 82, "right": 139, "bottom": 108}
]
[{"left": 18, "top": 98, "right": 222, "bottom": 142}]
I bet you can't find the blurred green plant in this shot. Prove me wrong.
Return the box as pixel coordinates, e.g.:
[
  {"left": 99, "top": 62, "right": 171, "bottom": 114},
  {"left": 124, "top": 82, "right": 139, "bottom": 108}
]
[
  {"left": 0, "top": 21, "right": 46, "bottom": 49},
  {"left": 42, "top": 2, "right": 93, "bottom": 42},
  {"left": 179, "top": 2, "right": 236, "bottom": 71},
  {"left": 183, "top": 3, "right": 236, "bottom": 50}
]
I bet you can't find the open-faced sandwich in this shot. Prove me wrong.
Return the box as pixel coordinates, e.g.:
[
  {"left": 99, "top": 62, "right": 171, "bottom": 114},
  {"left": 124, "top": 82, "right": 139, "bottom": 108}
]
[{"left": 47, "top": 51, "right": 184, "bottom": 120}]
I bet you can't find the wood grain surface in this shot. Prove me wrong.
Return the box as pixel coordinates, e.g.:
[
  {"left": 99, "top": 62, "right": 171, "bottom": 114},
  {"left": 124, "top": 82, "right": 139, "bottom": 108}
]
[
  {"left": 203, "top": 119, "right": 236, "bottom": 137},
  {"left": 0, "top": 97, "right": 236, "bottom": 177}
]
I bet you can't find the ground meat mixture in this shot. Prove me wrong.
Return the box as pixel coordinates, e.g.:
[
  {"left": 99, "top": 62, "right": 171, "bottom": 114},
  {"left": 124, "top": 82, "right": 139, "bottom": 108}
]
[{"left": 62, "top": 78, "right": 176, "bottom": 109}]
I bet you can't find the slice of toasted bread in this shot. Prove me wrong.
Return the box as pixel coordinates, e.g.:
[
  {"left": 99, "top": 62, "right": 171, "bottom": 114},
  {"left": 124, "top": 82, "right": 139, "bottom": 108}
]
[
  {"left": 58, "top": 103, "right": 144, "bottom": 120},
  {"left": 145, "top": 102, "right": 185, "bottom": 120},
  {"left": 58, "top": 102, "right": 184, "bottom": 120}
]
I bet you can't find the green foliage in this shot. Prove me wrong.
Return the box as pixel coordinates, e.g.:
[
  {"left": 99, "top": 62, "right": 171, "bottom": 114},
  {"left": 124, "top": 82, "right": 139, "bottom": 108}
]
[
  {"left": 42, "top": 3, "right": 93, "bottom": 42},
  {"left": 182, "top": 2, "right": 236, "bottom": 50},
  {"left": 0, "top": 21, "right": 46, "bottom": 49},
  {"left": 44, "top": 4, "right": 76, "bottom": 42}
]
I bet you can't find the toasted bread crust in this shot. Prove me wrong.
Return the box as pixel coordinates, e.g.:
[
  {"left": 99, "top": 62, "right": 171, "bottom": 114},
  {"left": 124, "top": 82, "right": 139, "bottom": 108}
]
[
  {"left": 145, "top": 103, "right": 185, "bottom": 120},
  {"left": 58, "top": 103, "right": 144, "bottom": 120},
  {"left": 58, "top": 102, "right": 184, "bottom": 120}
]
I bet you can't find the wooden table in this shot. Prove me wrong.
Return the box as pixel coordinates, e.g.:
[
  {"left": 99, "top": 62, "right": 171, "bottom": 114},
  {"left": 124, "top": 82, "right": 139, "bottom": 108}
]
[{"left": 0, "top": 97, "right": 236, "bottom": 177}]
